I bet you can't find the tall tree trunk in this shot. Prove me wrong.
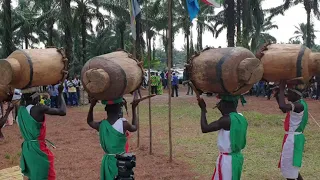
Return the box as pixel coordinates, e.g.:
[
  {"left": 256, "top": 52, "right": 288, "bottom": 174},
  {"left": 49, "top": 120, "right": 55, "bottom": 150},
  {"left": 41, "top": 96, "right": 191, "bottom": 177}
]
[
  {"left": 190, "top": 27, "right": 194, "bottom": 56},
  {"left": 226, "top": 0, "right": 235, "bottom": 47},
  {"left": 47, "top": 18, "right": 54, "bottom": 46},
  {"left": 81, "top": 13, "right": 87, "bottom": 65},
  {"left": 2, "top": 0, "right": 14, "bottom": 57},
  {"left": 152, "top": 36, "right": 156, "bottom": 61},
  {"left": 24, "top": 36, "right": 28, "bottom": 49},
  {"left": 163, "top": 29, "right": 169, "bottom": 65},
  {"left": 135, "top": 13, "right": 142, "bottom": 61},
  {"left": 186, "top": 33, "right": 189, "bottom": 62},
  {"left": 236, "top": 0, "right": 241, "bottom": 46},
  {"left": 197, "top": 24, "right": 203, "bottom": 50},
  {"left": 305, "top": 1, "right": 311, "bottom": 48},
  {"left": 148, "top": 38, "right": 152, "bottom": 67},
  {"left": 62, "top": 0, "right": 73, "bottom": 73},
  {"left": 120, "top": 31, "right": 124, "bottom": 49},
  {"left": 242, "top": 0, "right": 249, "bottom": 48}
]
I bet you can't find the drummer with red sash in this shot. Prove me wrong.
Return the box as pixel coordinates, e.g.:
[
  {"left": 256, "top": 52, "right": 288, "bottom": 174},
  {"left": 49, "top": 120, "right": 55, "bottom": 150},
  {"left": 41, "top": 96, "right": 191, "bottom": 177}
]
[
  {"left": 197, "top": 95, "right": 248, "bottom": 180},
  {"left": 17, "top": 86, "right": 66, "bottom": 180},
  {"left": 275, "top": 80, "right": 308, "bottom": 180}
]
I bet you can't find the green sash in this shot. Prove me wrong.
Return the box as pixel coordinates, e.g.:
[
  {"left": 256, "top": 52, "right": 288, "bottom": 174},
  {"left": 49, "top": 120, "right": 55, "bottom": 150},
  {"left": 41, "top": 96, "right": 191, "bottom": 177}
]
[
  {"left": 293, "top": 99, "right": 308, "bottom": 167},
  {"left": 230, "top": 112, "right": 248, "bottom": 180},
  {"left": 99, "top": 120, "right": 127, "bottom": 180},
  {"left": 17, "top": 106, "right": 50, "bottom": 179}
]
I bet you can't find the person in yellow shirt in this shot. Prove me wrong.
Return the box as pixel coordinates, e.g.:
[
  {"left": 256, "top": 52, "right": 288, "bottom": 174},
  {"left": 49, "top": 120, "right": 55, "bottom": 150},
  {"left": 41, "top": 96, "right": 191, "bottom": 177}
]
[{"left": 67, "top": 77, "right": 78, "bottom": 106}]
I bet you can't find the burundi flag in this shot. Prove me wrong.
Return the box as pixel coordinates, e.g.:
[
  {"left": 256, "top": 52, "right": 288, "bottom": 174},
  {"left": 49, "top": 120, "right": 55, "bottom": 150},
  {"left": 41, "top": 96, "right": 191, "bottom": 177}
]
[
  {"left": 186, "top": 0, "right": 200, "bottom": 21},
  {"left": 201, "top": 0, "right": 224, "bottom": 8},
  {"left": 128, "top": 0, "right": 141, "bottom": 40}
]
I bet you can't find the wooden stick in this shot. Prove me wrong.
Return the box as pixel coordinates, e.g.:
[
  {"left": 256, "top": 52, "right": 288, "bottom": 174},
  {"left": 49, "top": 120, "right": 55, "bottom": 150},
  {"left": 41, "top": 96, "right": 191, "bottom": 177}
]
[
  {"left": 130, "top": 94, "right": 156, "bottom": 104},
  {"left": 168, "top": 0, "right": 173, "bottom": 163},
  {"left": 146, "top": 4, "right": 153, "bottom": 155}
]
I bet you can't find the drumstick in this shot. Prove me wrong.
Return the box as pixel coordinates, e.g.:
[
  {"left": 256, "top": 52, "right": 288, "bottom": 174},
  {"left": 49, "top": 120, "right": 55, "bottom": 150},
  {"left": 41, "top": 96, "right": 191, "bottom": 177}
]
[
  {"left": 286, "top": 77, "right": 304, "bottom": 85},
  {"left": 130, "top": 94, "right": 156, "bottom": 104},
  {"left": 188, "top": 81, "right": 207, "bottom": 113}
]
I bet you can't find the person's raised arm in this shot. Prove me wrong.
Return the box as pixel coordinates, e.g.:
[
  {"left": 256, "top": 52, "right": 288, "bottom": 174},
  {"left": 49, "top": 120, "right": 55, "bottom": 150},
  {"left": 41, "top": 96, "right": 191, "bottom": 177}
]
[
  {"left": 0, "top": 103, "right": 14, "bottom": 129},
  {"left": 277, "top": 80, "right": 293, "bottom": 113},
  {"left": 198, "top": 98, "right": 229, "bottom": 133},
  {"left": 42, "top": 85, "right": 66, "bottom": 116},
  {"left": 87, "top": 99, "right": 100, "bottom": 131},
  {"left": 124, "top": 100, "right": 139, "bottom": 132}
]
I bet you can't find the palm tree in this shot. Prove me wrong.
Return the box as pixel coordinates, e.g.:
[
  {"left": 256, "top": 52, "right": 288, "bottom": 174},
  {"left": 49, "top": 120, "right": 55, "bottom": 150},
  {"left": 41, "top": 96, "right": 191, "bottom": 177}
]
[
  {"left": 13, "top": 0, "right": 40, "bottom": 49},
  {"left": 196, "top": 1, "right": 215, "bottom": 50},
  {"left": 269, "top": 0, "right": 320, "bottom": 48},
  {"left": 242, "top": 0, "right": 264, "bottom": 49},
  {"left": 250, "top": 17, "right": 278, "bottom": 52},
  {"left": 61, "top": 0, "right": 74, "bottom": 72},
  {"left": 225, "top": 0, "right": 235, "bottom": 47},
  {"left": 73, "top": 0, "right": 105, "bottom": 65},
  {"left": 212, "top": 0, "right": 264, "bottom": 48},
  {"left": 1, "top": 0, "right": 15, "bottom": 57},
  {"left": 32, "top": 0, "right": 60, "bottom": 47},
  {"left": 236, "top": 0, "right": 241, "bottom": 45},
  {"left": 173, "top": 0, "right": 192, "bottom": 60},
  {"left": 289, "top": 22, "right": 317, "bottom": 46},
  {"left": 143, "top": 0, "right": 164, "bottom": 64},
  {"left": 101, "top": 1, "right": 130, "bottom": 50}
]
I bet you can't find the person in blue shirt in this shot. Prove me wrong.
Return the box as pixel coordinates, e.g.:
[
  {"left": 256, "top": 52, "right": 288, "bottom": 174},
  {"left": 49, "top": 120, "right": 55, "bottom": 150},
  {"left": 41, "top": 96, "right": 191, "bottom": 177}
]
[
  {"left": 256, "top": 81, "right": 266, "bottom": 97},
  {"left": 171, "top": 72, "right": 179, "bottom": 97},
  {"left": 48, "top": 84, "right": 59, "bottom": 108}
]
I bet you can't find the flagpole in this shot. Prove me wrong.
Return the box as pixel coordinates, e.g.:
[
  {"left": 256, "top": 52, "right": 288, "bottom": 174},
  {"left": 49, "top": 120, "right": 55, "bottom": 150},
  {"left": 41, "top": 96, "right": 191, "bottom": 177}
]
[{"left": 168, "top": 0, "right": 173, "bottom": 163}]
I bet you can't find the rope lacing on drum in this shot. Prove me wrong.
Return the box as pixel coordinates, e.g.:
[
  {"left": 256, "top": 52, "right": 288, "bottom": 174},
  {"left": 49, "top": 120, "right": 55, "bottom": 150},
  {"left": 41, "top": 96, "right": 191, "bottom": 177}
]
[{"left": 56, "top": 48, "right": 69, "bottom": 86}]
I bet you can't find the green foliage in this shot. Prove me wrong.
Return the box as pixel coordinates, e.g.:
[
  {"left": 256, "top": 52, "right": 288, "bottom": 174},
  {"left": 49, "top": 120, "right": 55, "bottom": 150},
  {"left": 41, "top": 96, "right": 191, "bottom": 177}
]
[
  {"left": 289, "top": 22, "right": 318, "bottom": 47},
  {"left": 1, "top": 0, "right": 319, "bottom": 76}
]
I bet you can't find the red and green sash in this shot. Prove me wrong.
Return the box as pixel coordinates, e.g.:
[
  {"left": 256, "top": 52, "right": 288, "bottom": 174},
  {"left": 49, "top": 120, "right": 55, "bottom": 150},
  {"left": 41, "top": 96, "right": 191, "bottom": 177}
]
[
  {"left": 17, "top": 106, "right": 52, "bottom": 179},
  {"left": 99, "top": 120, "right": 127, "bottom": 180},
  {"left": 279, "top": 99, "right": 308, "bottom": 168},
  {"left": 293, "top": 99, "right": 308, "bottom": 167}
]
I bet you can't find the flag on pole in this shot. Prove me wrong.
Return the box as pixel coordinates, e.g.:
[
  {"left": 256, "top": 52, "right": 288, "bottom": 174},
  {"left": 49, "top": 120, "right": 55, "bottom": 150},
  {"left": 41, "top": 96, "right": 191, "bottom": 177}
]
[
  {"left": 201, "top": 0, "right": 224, "bottom": 8},
  {"left": 128, "top": 0, "right": 141, "bottom": 40},
  {"left": 186, "top": 0, "right": 200, "bottom": 21}
]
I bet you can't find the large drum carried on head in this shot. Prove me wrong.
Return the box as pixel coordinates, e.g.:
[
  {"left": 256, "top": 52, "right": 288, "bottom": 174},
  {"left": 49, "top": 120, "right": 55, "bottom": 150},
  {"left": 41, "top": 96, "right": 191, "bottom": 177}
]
[
  {"left": 0, "top": 48, "right": 68, "bottom": 89},
  {"left": 188, "top": 47, "right": 264, "bottom": 95},
  {"left": 81, "top": 50, "right": 144, "bottom": 100},
  {"left": 257, "top": 44, "right": 320, "bottom": 82}
]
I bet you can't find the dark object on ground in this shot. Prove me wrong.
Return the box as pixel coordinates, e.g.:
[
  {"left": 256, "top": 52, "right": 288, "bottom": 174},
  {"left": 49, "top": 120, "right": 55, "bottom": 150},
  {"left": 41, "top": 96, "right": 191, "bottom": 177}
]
[{"left": 115, "top": 153, "right": 136, "bottom": 180}]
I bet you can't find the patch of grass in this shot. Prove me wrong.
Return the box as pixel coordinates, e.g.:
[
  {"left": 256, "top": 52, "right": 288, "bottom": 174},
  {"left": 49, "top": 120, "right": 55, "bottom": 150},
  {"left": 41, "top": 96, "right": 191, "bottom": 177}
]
[
  {"left": 134, "top": 101, "right": 320, "bottom": 180},
  {"left": 4, "top": 154, "right": 10, "bottom": 160}
]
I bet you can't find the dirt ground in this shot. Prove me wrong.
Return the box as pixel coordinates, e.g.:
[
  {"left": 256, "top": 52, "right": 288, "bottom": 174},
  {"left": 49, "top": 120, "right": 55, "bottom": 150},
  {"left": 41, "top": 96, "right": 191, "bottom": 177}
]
[{"left": 1, "top": 86, "right": 320, "bottom": 180}]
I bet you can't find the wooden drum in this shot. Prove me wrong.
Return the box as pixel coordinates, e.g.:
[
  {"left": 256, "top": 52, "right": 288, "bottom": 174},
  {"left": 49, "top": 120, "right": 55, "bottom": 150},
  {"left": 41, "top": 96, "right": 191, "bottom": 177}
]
[
  {"left": 0, "top": 48, "right": 67, "bottom": 89},
  {"left": 81, "top": 50, "right": 144, "bottom": 100},
  {"left": 188, "top": 47, "right": 264, "bottom": 95}
]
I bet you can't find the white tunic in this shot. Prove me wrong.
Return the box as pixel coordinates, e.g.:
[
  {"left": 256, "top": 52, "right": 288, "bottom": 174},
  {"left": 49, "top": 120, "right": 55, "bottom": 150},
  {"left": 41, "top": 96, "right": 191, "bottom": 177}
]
[
  {"left": 212, "top": 113, "right": 244, "bottom": 180},
  {"left": 280, "top": 109, "right": 304, "bottom": 179},
  {"left": 212, "top": 129, "right": 232, "bottom": 180}
]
